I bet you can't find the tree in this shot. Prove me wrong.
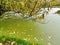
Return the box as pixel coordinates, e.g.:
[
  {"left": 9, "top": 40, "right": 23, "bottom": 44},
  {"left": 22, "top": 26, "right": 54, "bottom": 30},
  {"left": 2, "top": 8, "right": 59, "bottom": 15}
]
[{"left": 0, "top": 0, "right": 60, "bottom": 23}]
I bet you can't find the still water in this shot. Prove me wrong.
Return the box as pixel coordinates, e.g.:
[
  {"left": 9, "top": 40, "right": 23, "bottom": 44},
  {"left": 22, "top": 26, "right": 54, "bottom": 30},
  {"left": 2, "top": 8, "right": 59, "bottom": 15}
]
[
  {"left": 0, "top": 8, "right": 60, "bottom": 45},
  {"left": 37, "top": 8, "right": 60, "bottom": 45}
]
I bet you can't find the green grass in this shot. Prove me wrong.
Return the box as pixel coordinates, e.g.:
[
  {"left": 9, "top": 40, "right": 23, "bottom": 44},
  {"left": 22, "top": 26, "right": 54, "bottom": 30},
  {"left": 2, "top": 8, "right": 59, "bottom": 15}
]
[{"left": 0, "top": 36, "right": 34, "bottom": 45}]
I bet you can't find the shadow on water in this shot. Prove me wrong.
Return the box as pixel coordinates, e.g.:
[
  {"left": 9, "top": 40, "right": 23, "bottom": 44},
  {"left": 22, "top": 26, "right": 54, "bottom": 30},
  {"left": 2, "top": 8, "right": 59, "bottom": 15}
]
[
  {"left": 37, "top": 8, "right": 60, "bottom": 45},
  {"left": 0, "top": 8, "right": 60, "bottom": 45}
]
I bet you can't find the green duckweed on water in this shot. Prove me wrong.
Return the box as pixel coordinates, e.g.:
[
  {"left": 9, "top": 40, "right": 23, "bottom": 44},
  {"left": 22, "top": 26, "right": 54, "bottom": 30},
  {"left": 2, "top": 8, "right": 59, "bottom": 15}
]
[{"left": 0, "top": 14, "right": 44, "bottom": 45}]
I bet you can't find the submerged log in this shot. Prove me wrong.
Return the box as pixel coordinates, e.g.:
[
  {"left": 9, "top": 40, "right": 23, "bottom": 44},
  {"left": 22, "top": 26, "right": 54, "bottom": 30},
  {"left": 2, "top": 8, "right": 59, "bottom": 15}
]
[{"left": 55, "top": 10, "right": 60, "bottom": 14}]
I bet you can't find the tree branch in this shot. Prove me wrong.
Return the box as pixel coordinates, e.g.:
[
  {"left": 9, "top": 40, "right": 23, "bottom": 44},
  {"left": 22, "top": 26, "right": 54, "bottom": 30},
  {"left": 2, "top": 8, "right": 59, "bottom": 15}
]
[{"left": 29, "top": 0, "right": 38, "bottom": 17}]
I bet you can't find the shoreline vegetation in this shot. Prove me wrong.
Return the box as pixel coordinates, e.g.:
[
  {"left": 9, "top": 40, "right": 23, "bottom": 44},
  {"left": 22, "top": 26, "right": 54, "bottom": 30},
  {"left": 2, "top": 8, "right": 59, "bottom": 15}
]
[
  {"left": 0, "top": 36, "right": 40, "bottom": 45},
  {"left": 55, "top": 10, "right": 60, "bottom": 14},
  {"left": 0, "top": 0, "right": 60, "bottom": 16},
  {"left": 0, "top": 0, "right": 60, "bottom": 45}
]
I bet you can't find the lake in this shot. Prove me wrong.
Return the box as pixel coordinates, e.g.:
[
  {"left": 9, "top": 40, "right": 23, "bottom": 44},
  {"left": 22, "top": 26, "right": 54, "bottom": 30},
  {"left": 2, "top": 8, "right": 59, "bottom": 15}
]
[
  {"left": 37, "top": 8, "right": 60, "bottom": 45},
  {"left": 0, "top": 8, "right": 60, "bottom": 45}
]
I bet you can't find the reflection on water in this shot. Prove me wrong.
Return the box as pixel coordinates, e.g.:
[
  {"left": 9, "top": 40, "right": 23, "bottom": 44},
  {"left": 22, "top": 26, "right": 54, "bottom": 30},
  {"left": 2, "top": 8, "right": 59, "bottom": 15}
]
[
  {"left": 0, "top": 8, "right": 60, "bottom": 45},
  {"left": 49, "top": 8, "right": 60, "bottom": 14},
  {"left": 38, "top": 8, "right": 60, "bottom": 24},
  {"left": 37, "top": 8, "right": 60, "bottom": 45}
]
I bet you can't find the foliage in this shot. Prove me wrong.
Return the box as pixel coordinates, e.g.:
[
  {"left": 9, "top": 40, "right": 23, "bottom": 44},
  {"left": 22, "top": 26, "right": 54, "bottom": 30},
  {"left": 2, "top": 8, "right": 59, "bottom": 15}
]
[
  {"left": 0, "top": 36, "right": 40, "bottom": 45},
  {"left": 0, "top": 0, "right": 60, "bottom": 15},
  {"left": 0, "top": 0, "right": 60, "bottom": 23}
]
